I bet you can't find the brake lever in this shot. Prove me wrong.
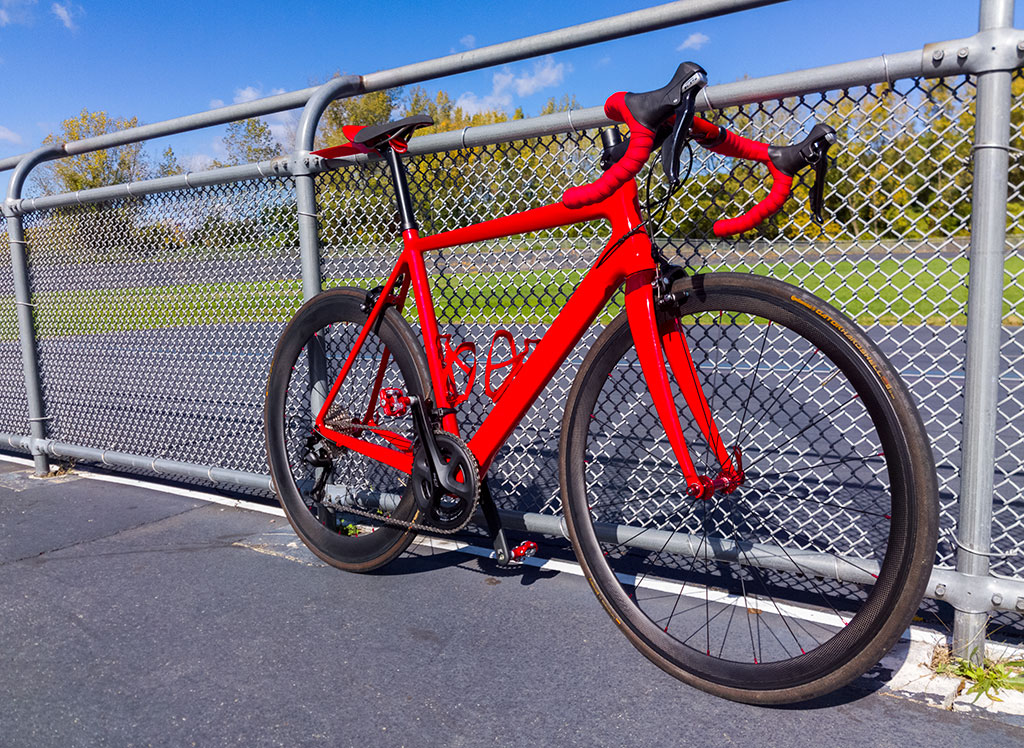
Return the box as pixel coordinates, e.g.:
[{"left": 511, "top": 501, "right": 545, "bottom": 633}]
[
  {"left": 660, "top": 69, "right": 708, "bottom": 185},
  {"left": 805, "top": 125, "right": 836, "bottom": 224},
  {"left": 766, "top": 123, "right": 837, "bottom": 224},
  {"left": 661, "top": 91, "right": 698, "bottom": 185},
  {"left": 810, "top": 153, "right": 830, "bottom": 224}
]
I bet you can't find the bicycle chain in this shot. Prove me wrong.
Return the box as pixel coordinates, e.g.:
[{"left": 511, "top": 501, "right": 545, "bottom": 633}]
[{"left": 316, "top": 431, "right": 480, "bottom": 536}]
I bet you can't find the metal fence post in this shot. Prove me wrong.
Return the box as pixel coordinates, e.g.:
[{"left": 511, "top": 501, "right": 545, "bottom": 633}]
[
  {"left": 953, "top": 0, "right": 1016, "bottom": 662},
  {"left": 291, "top": 76, "right": 364, "bottom": 410},
  {"left": 293, "top": 75, "right": 363, "bottom": 303},
  {"left": 3, "top": 145, "right": 64, "bottom": 476}
]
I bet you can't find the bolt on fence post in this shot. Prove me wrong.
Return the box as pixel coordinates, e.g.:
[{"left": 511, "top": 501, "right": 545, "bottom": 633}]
[{"left": 953, "top": 0, "right": 1015, "bottom": 663}]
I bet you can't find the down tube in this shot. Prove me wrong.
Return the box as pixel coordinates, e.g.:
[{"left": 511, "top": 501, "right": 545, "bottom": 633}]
[{"left": 468, "top": 255, "right": 631, "bottom": 471}]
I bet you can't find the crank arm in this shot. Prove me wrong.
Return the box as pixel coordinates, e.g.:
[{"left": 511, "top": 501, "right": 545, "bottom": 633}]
[{"left": 408, "top": 396, "right": 468, "bottom": 497}]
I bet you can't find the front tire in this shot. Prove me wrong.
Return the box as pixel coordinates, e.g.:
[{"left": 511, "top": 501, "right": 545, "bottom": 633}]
[{"left": 560, "top": 273, "right": 938, "bottom": 704}]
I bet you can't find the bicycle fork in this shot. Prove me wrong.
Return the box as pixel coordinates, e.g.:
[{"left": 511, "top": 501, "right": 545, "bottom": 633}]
[{"left": 624, "top": 269, "right": 743, "bottom": 500}]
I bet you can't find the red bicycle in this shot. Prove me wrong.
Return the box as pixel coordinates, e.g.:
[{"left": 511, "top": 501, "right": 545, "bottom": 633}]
[{"left": 264, "top": 63, "right": 938, "bottom": 704}]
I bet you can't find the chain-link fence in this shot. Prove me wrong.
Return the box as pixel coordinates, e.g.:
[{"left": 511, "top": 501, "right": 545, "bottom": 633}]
[
  {"left": 20, "top": 179, "right": 299, "bottom": 476},
  {"left": 317, "top": 76, "right": 989, "bottom": 573},
  {"left": 3, "top": 1, "right": 1023, "bottom": 652},
  {"left": 0, "top": 222, "right": 29, "bottom": 434}
]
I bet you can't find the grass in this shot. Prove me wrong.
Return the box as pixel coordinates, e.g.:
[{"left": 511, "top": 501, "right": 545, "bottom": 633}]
[
  {"left": 743, "top": 257, "right": 974, "bottom": 327},
  {"left": 932, "top": 645, "right": 1024, "bottom": 703},
  {"left": 2, "top": 256, "right": 1022, "bottom": 340},
  {"left": 0, "top": 279, "right": 305, "bottom": 339}
]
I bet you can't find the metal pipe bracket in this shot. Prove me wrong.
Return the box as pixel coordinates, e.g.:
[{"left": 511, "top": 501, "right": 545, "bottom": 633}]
[{"left": 924, "top": 27, "right": 1024, "bottom": 76}]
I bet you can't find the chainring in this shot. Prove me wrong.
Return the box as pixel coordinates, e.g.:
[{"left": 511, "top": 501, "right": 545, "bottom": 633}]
[{"left": 411, "top": 431, "right": 480, "bottom": 532}]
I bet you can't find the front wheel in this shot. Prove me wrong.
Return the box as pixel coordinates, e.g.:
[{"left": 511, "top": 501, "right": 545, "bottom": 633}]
[{"left": 560, "top": 272, "right": 937, "bottom": 704}]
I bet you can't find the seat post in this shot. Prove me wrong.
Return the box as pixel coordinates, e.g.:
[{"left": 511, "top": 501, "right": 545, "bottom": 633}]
[{"left": 382, "top": 145, "right": 418, "bottom": 233}]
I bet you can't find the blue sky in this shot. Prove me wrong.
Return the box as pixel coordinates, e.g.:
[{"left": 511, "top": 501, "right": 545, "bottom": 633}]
[{"left": 0, "top": 0, "right": 1019, "bottom": 180}]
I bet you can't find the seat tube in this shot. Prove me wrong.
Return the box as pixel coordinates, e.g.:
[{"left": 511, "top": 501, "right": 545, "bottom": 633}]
[
  {"left": 404, "top": 234, "right": 459, "bottom": 435},
  {"left": 384, "top": 146, "right": 419, "bottom": 233},
  {"left": 385, "top": 145, "right": 459, "bottom": 433}
]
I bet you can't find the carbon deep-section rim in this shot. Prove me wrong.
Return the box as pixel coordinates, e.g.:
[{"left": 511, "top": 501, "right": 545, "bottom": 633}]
[
  {"left": 560, "top": 273, "right": 938, "bottom": 704},
  {"left": 265, "top": 287, "right": 431, "bottom": 572}
]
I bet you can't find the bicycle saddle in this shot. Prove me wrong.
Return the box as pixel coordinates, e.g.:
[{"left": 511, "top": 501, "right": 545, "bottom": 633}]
[
  {"left": 312, "top": 114, "right": 435, "bottom": 160},
  {"left": 353, "top": 114, "right": 434, "bottom": 153}
]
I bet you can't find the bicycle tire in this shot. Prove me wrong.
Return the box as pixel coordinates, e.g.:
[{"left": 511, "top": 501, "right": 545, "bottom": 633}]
[
  {"left": 265, "top": 288, "right": 430, "bottom": 572},
  {"left": 560, "top": 272, "right": 937, "bottom": 704}
]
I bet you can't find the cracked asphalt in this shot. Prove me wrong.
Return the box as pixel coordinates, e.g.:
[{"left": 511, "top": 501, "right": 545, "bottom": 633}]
[{"left": 1, "top": 459, "right": 1022, "bottom": 747}]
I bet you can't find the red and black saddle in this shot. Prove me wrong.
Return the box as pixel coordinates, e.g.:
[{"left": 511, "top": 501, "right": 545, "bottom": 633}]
[{"left": 311, "top": 114, "right": 434, "bottom": 158}]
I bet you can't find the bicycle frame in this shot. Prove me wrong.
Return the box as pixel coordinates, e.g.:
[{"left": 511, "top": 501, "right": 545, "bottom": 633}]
[{"left": 314, "top": 177, "right": 738, "bottom": 496}]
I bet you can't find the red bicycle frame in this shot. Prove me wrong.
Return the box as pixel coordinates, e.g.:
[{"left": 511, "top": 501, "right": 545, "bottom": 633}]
[{"left": 313, "top": 177, "right": 738, "bottom": 497}]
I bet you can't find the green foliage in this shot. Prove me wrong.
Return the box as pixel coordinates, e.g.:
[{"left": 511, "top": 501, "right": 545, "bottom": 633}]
[
  {"left": 214, "top": 117, "right": 283, "bottom": 167},
  {"left": 401, "top": 86, "right": 510, "bottom": 133},
  {"left": 33, "top": 109, "right": 148, "bottom": 196},
  {"left": 157, "top": 146, "right": 183, "bottom": 177},
  {"left": 934, "top": 651, "right": 1024, "bottom": 703},
  {"left": 538, "top": 94, "right": 580, "bottom": 116}
]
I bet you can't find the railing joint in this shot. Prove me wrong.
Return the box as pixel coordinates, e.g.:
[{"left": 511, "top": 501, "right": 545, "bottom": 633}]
[{"left": 924, "top": 27, "right": 1024, "bottom": 76}]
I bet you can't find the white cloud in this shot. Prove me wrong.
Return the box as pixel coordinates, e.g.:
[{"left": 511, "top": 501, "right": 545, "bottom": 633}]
[
  {"left": 182, "top": 153, "right": 213, "bottom": 172},
  {"left": 456, "top": 56, "right": 568, "bottom": 115},
  {"left": 215, "top": 85, "right": 296, "bottom": 147},
  {"left": 232, "top": 86, "right": 262, "bottom": 105},
  {"left": 513, "top": 57, "right": 566, "bottom": 96},
  {"left": 459, "top": 34, "right": 475, "bottom": 49},
  {"left": 0, "top": 124, "right": 22, "bottom": 144},
  {"left": 678, "top": 32, "right": 709, "bottom": 51},
  {"left": 51, "top": 2, "right": 79, "bottom": 31},
  {"left": 1, "top": 0, "right": 36, "bottom": 27}
]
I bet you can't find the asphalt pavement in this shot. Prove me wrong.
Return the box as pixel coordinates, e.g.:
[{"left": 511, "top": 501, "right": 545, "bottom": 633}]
[{"left": 1, "top": 458, "right": 1022, "bottom": 748}]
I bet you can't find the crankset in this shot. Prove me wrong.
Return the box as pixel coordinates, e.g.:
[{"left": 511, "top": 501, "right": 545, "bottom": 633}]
[{"left": 408, "top": 397, "right": 480, "bottom": 531}]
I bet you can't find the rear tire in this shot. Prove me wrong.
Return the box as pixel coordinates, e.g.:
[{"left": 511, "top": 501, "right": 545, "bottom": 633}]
[
  {"left": 265, "top": 288, "right": 430, "bottom": 572},
  {"left": 560, "top": 273, "right": 938, "bottom": 704}
]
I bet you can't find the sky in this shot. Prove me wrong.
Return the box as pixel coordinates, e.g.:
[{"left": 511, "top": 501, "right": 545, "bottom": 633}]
[{"left": 0, "top": 0, "right": 1020, "bottom": 188}]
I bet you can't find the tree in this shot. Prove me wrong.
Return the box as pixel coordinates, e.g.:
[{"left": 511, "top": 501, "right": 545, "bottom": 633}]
[
  {"left": 538, "top": 94, "right": 580, "bottom": 116},
  {"left": 402, "top": 86, "right": 509, "bottom": 133},
  {"left": 157, "top": 146, "right": 184, "bottom": 177},
  {"left": 214, "top": 117, "right": 283, "bottom": 167},
  {"left": 32, "top": 109, "right": 148, "bottom": 196}
]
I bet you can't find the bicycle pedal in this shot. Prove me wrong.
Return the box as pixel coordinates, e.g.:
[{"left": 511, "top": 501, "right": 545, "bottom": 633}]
[{"left": 509, "top": 540, "right": 538, "bottom": 562}]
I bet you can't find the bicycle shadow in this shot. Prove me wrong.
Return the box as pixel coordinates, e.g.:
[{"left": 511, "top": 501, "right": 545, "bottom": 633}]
[
  {"left": 767, "top": 643, "right": 912, "bottom": 710},
  {"left": 372, "top": 542, "right": 560, "bottom": 586}
]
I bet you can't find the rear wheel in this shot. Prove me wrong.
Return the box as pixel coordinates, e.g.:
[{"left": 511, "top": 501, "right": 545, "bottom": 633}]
[
  {"left": 560, "top": 273, "right": 937, "bottom": 704},
  {"left": 265, "top": 288, "right": 430, "bottom": 572}
]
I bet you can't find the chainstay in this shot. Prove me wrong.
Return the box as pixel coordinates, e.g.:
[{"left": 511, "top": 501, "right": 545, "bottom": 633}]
[
  {"left": 317, "top": 431, "right": 480, "bottom": 536},
  {"left": 329, "top": 496, "right": 477, "bottom": 535}
]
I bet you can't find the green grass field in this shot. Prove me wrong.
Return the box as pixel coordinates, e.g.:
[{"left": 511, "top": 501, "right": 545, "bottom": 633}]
[{"left": 2, "top": 256, "right": 1021, "bottom": 340}]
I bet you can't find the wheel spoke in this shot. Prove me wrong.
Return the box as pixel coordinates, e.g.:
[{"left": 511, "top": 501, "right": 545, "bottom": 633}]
[{"left": 736, "top": 320, "right": 774, "bottom": 449}]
